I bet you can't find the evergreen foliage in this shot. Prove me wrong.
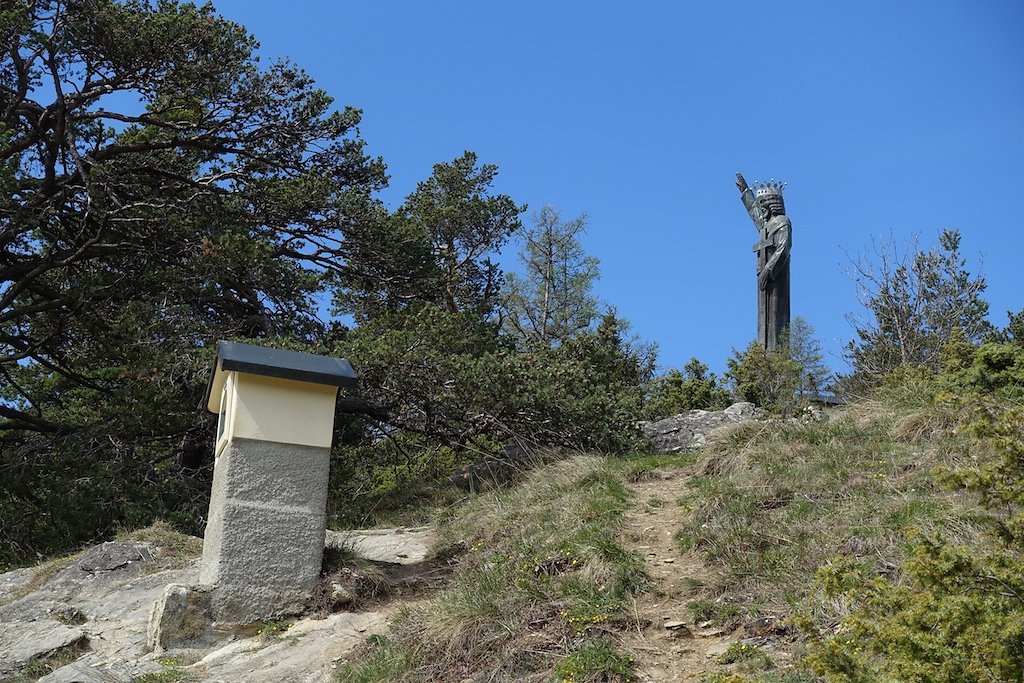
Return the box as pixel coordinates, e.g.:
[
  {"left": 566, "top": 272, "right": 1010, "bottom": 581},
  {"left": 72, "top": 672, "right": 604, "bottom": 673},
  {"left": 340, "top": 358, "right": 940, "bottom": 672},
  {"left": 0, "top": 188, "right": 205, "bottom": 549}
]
[
  {"left": 944, "top": 343, "right": 1024, "bottom": 400},
  {"left": 389, "top": 151, "right": 523, "bottom": 318},
  {"left": 846, "top": 230, "right": 992, "bottom": 381},
  {"left": 789, "top": 316, "right": 829, "bottom": 395},
  {"left": 333, "top": 152, "right": 523, "bottom": 321},
  {"left": 0, "top": 0, "right": 384, "bottom": 565},
  {"left": 726, "top": 340, "right": 802, "bottom": 414},
  {"left": 725, "top": 319, "right": 828, "bottom": 414},
  {"left": 0, "top": 2, "right": 648, "bottom": 567},
  {"left": 988, "top": 307, "right": 1024, "bottom": 346},
  {"left": 324, "top": 307, "right": 656, "bottom": 525},
  {"left": 643, "top": 358, "right": 730, "bottom": 421}
]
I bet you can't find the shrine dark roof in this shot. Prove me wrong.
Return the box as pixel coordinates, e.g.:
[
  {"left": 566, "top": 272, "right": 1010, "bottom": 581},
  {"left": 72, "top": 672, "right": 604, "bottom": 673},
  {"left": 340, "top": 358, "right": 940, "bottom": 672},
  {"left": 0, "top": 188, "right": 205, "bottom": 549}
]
[{"left": 204, "top": 341, "right": 356, "bottom": 413}]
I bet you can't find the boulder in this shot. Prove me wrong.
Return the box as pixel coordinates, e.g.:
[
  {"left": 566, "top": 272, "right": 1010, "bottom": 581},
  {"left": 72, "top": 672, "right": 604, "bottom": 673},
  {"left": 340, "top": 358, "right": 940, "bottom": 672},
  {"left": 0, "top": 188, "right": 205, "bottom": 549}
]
[
  {"left": 147, "top": 583, "right": 229, "bottom": 652},
  {"left": 76, "top": 542, "right": 153, "bottom": 575},
  {"left": 448, "top": 442, "right": 543, "bottom": 491},
  {"left": 642, "top": 402, "right": 759, "bottom": 454}
]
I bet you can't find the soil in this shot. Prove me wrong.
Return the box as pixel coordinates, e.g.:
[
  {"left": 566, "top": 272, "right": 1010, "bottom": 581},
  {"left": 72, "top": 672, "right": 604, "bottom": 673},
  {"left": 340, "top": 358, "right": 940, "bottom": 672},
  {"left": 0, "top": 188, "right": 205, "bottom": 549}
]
[{"left": 617, "top": 466, "right": 794, "bottom": 682}]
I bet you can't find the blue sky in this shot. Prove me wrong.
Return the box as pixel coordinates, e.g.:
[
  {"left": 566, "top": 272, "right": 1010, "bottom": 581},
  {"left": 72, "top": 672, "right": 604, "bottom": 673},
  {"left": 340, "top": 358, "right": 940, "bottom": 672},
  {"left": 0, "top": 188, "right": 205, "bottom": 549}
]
[{"left": 212, "top": 0, "right": 1023, "bottom": 375}]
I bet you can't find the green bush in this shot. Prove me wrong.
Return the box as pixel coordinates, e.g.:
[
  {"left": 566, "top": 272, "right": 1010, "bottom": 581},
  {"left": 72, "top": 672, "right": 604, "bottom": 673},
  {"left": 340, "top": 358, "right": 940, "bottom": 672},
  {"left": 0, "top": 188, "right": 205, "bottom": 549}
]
[
  {"left": 725, "top": 342, "right": 801, "bottom": 414},
  {"left": 323, "top": 307, "right": 654, "bottom": 528},
  {"left": 644, "top": 358, "right": 731, "bottom": 420},
  {"left": 946, "top": 343, "right": 1024, "bottom": 399},
  {"left": 336, "top": 306, "right": 650, "bottom": 454},
  {"left": 806, "top": 403, "right": 1024, "bottom": 683},
  {"left": 554, "top": 641, "right": 636, "bottom": 683}
]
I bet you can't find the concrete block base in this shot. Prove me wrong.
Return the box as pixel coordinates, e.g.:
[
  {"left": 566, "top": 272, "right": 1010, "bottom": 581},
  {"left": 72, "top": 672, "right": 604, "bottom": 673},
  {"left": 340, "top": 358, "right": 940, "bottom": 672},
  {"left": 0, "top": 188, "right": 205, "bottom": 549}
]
[{"left": 199, "top": 438, "right": 331, "bottom": 624}]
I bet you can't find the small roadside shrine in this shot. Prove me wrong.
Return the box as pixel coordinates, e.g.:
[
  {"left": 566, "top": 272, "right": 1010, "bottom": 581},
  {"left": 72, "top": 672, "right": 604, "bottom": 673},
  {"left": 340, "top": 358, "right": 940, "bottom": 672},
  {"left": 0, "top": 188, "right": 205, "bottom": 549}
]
[
  {"left": 200, "top": 341, "right": 357, "bottom": 622},
  {"left": 149, "top": 341, "right": 356, "bottom": 649}
]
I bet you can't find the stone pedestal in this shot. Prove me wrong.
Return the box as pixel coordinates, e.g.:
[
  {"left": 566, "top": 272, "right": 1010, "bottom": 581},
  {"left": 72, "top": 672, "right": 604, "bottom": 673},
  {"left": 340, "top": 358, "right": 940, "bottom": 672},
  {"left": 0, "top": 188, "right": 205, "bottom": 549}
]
[{"left": 199, "top": 438, "right": 331, "bottom": 622}]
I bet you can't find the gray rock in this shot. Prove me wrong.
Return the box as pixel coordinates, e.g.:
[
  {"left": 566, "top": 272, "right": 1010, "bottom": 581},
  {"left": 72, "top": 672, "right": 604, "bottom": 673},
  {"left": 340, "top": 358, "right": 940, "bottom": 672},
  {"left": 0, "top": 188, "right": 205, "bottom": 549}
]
[
  {"left": 192, "top": 609, "right": 392, "bottom": 683},
  {"left": 0, "top": 618, "right": 86, "bottom": 675},
  {"left": 326, "top": 526, "right": 434, "bottom": 565},
  {"left": 448, "top": 442, "right": 542, "bottom": 491},
  {"left": 38, "top": 661, "right": 119, "bottom": 683},
  {"left": 1, "top": 524, "right": 427, "bottom": 683},
  {"left": 642, "top": 402, "right": 760, "bottom": 454},
  {"left": 697, "top": 626, "right": 728, "bottom": 637},
  {"left": 39, "top": 655, "right": 169, "bottom": 683},
  {"left": 0, "top": 567, "right": 35, "bottom": 604},
  {"left": 77, "top": 542, "right": 153, "bottom": 575},
  {"left": 724, "top": 402, "right": 757, "bottom": 417},
  {"left": 331, "top": 582, "right": 354, "bottom": 606},
  {"left": 0, "top": 541, "right": 199, "bottom": 681},
  {"left": 148, "top": 583, "right": 230, "bottom": 652}
]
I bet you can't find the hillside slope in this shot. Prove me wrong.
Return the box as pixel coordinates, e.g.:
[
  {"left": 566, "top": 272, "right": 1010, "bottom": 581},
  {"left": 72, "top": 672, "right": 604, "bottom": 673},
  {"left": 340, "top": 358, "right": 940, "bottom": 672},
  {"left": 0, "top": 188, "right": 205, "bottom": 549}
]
[{"left": 3, "top": 395, "right": 1017, "bottom": 683}]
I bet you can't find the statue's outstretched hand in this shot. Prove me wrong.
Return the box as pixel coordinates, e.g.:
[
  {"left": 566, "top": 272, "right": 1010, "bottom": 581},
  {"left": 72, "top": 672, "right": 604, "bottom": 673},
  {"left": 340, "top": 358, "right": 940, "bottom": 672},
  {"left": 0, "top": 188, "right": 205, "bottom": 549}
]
[{"left": 736, "top": 172, "right": 749, "bottom": 193}]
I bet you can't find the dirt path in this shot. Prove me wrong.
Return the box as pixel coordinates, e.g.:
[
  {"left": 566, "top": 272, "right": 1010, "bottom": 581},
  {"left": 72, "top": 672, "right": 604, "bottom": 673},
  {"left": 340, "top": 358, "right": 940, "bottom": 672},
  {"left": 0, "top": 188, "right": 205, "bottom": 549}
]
[{"left": 618, "top": 467, "right": 741, "bottom": 683}]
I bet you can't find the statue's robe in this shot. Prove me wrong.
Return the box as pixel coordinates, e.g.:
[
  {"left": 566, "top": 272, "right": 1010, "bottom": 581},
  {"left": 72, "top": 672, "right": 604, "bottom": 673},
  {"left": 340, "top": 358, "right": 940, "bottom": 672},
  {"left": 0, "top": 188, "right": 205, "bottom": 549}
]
[
  {"left": 740, "top": 185, "right": 793, "bottom": 353},
  {"left": 755, "top": 215, "right": 791, "bottom": 352}
]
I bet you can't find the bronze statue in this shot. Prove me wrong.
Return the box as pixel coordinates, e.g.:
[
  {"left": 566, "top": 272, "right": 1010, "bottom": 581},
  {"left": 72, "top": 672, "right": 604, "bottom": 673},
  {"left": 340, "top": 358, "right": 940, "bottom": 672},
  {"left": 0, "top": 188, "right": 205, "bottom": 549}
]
[{"left": 736, "top": 172, "right": 791, "bottom": 353}]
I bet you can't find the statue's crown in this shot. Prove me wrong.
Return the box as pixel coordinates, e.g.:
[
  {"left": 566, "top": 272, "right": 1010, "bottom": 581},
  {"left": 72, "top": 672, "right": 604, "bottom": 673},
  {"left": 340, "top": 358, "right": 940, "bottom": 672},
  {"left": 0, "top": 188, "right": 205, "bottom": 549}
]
[
  {"left": 754, "top": 179, "right": 787, "bottom": 215},
  {"left": 754, "top": 179, "right": 787, "bottom": 198}
]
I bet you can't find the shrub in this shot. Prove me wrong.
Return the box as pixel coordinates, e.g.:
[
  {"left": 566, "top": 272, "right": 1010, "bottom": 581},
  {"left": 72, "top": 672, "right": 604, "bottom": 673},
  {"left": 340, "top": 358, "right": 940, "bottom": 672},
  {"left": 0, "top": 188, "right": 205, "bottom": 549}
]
[
  {"left": 726, "top": 342, "right": 801, "bottom": 414},
  {"left": 806, "top": 403, "right": 1024, "bottom": 683},
  {"left": 946, "top": 343, "right": 1024, "bottom": 399},
  {"left": 644, "top": 358, "right": 731, "bottom": 420}
]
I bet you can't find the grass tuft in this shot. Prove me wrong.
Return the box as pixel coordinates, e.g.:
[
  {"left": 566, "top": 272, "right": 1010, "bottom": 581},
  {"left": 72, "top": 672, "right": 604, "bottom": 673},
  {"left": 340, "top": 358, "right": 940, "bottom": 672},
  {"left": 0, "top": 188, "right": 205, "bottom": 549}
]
[
  {"left": 554, "top": 641, "right": 637, "bottom": 683},
  {"left": 334, "top": 455, "right": 645, "bottom": 682},
  {"left": 673, "top": 401, "right": 990, "bottom": 628}
]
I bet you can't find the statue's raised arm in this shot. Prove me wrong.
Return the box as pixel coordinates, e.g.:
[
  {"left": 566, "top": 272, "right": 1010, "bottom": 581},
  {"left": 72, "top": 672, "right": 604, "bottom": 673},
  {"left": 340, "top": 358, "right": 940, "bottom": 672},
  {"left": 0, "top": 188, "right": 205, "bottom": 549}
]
[{"left": 736, "top": 172, "right": 765, "bottom": 231}]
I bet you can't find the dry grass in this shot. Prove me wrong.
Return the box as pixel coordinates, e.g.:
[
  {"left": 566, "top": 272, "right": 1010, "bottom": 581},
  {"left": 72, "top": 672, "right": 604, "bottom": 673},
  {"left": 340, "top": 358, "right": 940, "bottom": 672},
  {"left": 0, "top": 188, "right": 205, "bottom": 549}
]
[
  {"left": 116, "top": 520, "right": 202, "bottom": 572},
  {"left": 335, "top": 455, "right": 646, "bottom": 683},
  {"left": 890, "top": 398, "right": 971, "bottom": 443},
  {"left": 673, "top": 402, "right": 990, "bottom": 627},
  {"left": 334, "top": 395, "right": 1006, "bottom": 683}
]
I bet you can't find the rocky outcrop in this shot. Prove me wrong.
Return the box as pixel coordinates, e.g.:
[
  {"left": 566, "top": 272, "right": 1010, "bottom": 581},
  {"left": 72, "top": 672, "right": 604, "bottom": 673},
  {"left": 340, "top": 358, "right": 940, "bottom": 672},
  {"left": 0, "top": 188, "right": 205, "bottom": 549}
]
[
  {"left": 0, "top": 541, "right": 189, "bottom": 681},
  {"left": 0, "top": 527, "right": 436, "bottom": 683},
  {"left": 641, "top": 402, "right": 760, "bottom": 454},
  {"left": 0, "top": 619, "right": 86, "bottom": 677},
  {"left": 326, "top": 526, "right": 434, "bottom": 565}
]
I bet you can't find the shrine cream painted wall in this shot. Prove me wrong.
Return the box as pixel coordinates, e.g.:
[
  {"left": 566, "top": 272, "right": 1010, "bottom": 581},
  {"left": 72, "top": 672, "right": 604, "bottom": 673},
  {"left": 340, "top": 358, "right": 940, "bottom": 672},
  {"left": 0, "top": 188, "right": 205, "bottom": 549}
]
[{"left": 215, "top": 371, "right": 338, "bottom": 454}]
